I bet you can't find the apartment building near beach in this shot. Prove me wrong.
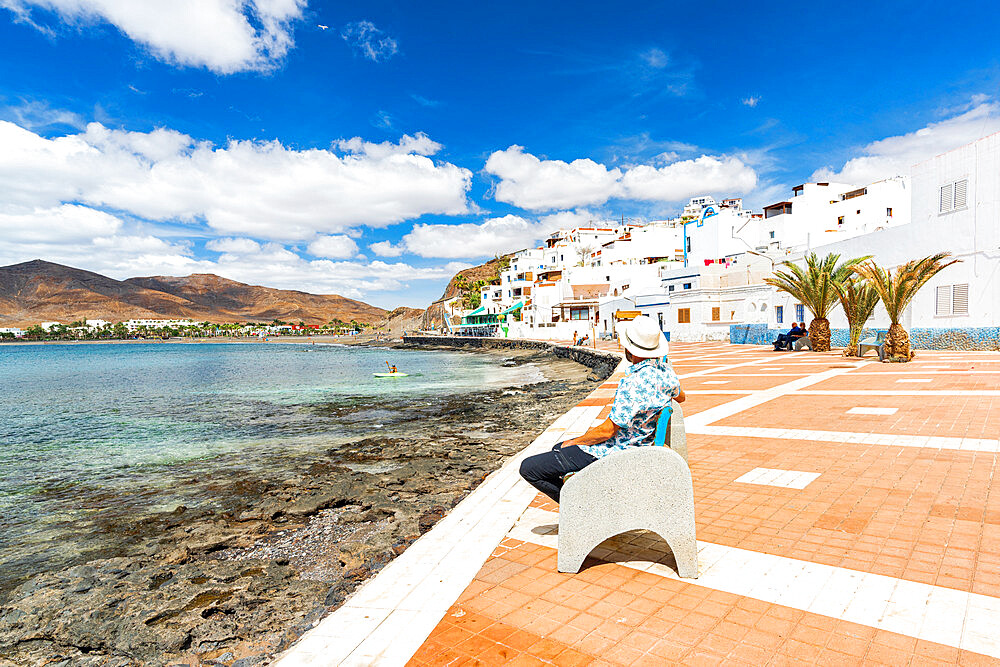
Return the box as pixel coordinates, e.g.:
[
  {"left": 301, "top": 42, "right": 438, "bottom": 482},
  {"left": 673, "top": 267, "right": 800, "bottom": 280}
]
[{"left": 453, "top": 131, "right": 1000, "bottom": 349}]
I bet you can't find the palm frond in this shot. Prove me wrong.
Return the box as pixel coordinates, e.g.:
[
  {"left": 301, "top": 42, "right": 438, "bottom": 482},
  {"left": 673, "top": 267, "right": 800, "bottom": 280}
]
[
  {"left": 764, "top": 252, "right": 872, "bottom": 320},
  {"left": 853, "top": 253, "right": 960, "bottom": 324},
  {"left": 836, "top": 276, "right": 880, "bottom": 329}
]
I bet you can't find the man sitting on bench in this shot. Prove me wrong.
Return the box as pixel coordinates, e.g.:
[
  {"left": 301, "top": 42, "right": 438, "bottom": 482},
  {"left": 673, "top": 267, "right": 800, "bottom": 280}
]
[
  {"left": 519, "top": 316, "right": 685, "bottom": 503},
  {"left": 789, "top": 323, "right": 809, "bottom": 350},
  {"left": 773, "top": 322, "right": 802, "bottom": 351}
]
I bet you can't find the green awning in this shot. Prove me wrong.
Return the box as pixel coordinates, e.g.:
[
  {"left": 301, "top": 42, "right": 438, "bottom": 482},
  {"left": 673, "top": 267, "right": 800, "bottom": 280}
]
[
  {"left": 499, "top": 301, "right": 525, "bottom": 315},
  {"left": 465, "top": 306, "right": 486, "bottom": 316}
]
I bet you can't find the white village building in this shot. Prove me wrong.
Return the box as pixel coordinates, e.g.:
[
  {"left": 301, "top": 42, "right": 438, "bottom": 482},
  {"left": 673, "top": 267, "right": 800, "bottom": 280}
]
[{"left": 450, "top": 133, "right": 997, "bottom": 349}]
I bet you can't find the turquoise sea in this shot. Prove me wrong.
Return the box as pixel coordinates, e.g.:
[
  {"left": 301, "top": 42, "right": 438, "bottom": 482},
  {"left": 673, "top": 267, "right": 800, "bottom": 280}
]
[{"left": 0, "top": 341, "right": 541, "bottom": 595}]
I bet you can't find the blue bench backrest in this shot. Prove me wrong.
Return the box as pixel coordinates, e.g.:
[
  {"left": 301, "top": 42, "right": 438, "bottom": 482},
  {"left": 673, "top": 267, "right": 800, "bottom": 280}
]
[{"left": 654, "top": 404, "right": 674, "bottom": 446}]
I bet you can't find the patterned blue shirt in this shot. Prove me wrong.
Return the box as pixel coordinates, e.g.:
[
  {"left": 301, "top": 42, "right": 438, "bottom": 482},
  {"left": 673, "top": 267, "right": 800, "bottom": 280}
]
[{"left": 582, "top": 357, "right": 681, "bottom": 459}]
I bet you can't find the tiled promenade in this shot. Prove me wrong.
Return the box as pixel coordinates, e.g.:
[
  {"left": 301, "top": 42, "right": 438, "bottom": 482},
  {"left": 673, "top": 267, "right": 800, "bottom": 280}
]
[{"left": 279, "top": 342, "right": 1000, "bottom": 666}]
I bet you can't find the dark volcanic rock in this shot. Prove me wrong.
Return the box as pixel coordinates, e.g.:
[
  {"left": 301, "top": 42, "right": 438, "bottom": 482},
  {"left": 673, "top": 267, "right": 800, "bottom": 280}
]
[
  {"left": 0, "top": 559, "right": 327, "bottom": 666},
  {"left": 0, "top": 347, "right": 601, "bottom": 665}
]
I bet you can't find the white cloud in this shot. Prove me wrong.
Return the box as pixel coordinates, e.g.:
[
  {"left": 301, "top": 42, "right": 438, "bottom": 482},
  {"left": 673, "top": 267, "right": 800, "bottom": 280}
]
[
  {"left": 307, "top": 234, "right": 359, "bottom": 259},
  {"left": 398, "top": 210, "right": 600, "bottom": 259},
  {"left": 205, "top": 237, "right": 261, "bottom": 254},
  {"left": 0, "top": 203, "right": 122, "bottom": 242},
  {"left": 0, "top": 210, "right": 466, "bottom": 300},
  {"left": 485, "top": 146, "right": 623, "bottom": 211},
  {"left": 621, "top": 155, "right": 758, "bottom": 201},
  {"left": 336, "top": 132, "right": 441, "bottom": 158},
  {"left": 1, "top": 0, "right": 307, "bottom": 73},
  {"left": 0, "top": 120, "right": 472, "bottom": 241},
  {"left": 813, "top": 100, "right": 1000, "bottom": 185},
  {"left": 369, "top": 240, "right": 404, "bottom": 257},
  {"left": 741, "top": 96, "right": 760, "bottom": 107},
  {"left": 484, "top": 145, "right": 758, "bottom": 210},
  {"left": 341, "top": 20, "right": 398, "bottom": 62}
]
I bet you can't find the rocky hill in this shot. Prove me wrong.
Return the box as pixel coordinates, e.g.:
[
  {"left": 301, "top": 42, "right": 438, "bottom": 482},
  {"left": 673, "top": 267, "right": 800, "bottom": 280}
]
[
  {"left": 421, "top": 256, "right": 508, "bottom": 330},
  {"left": 0, "top": 260, "right": 386, "bottom": 327},
  {"left": 380, "top": 306, "right": 425, "bottom": 338}
]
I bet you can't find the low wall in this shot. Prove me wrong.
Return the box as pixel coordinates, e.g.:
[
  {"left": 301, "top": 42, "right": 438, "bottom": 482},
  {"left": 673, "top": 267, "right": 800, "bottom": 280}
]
[
  {"left": 401, "top": 335, "right": 622, "bottom": 380},
  {"left": 729, "top": 324, "right": 1000, "bottom": 351}
]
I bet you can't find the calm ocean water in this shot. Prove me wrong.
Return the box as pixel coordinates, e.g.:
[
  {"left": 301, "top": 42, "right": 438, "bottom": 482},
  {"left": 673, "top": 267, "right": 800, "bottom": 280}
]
[{"left": 0, "top": 341, "right": 542, "bottom": 590}]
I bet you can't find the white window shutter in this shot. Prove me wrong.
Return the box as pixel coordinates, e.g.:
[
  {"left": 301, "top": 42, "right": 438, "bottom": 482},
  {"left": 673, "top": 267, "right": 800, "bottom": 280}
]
[
  {"left": 936, "top": 285, "right": 951, "bottom": 315},
  {"left": 952, "top": 284, "right": 969, "bottom": 315},
  {"left": 939, "top": 184, "right": 952, "bottom": 213},
  {"left": 954, "top": 180, "right": 968, "bottom": 209}
]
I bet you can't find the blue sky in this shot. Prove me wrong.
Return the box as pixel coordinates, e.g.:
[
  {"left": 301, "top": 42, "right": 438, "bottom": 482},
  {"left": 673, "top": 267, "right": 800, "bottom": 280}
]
[{"left": 1, "top": 1, "right": 999, "bottom": 308}]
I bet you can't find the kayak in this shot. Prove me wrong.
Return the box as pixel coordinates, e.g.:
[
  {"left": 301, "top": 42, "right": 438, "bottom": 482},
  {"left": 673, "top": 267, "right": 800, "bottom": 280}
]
[{"left": 373, "top": 372, "right": 408, "bottom": 377}]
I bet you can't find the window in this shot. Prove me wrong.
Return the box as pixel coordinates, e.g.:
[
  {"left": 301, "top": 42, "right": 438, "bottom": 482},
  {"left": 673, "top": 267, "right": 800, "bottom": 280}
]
[
  {"left": 939, "top": 180, "right": 968, "bottom": 214},
  {"left": 668, "top": 285, "right": 675, "bottom": 292},
  {"left": 711, "top": 307, "right": 720, "bottom": 321},
  {"left": 776, "top": 305, "right": 784, "bottom": 324},
  {"left": 936, "top": 284, "right": 969, "bottom": 315},
  {"left": 677, "top": 308, "right": 691, "bottom": 324},
  {"left": 769, "top": 231, "right": 775, "bottom": 239},
  {"left": 837, "top": 216, "right": 844, "bottom": 226},
  {"left": 795, "top": 304, "right": 805, "bottom": 321},
  {"left": 569, "top": 307, "right": 589, "bottom": 320},
  {"left": 887, "top": 207, "right": 893, "bottom": 217},
  {"left": 686, "top": 237, "right": 691, "bottom": 253},
  {"left": 683, "top": 282, "right": 692, "bottom": 290},
  {"left": 657, "top": 313, "right": 664, "bottom": 330}
]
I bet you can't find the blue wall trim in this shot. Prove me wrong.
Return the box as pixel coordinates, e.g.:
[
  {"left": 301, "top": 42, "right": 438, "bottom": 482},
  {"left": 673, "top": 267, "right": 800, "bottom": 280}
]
[{"left": 729, "top": 324, "right": 1000, "bottom": 351}]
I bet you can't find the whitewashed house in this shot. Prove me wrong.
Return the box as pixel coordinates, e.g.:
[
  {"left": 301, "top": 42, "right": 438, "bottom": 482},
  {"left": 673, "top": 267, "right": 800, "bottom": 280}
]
[{"left": 788, "top": 131, "right": 999, "bottom": 341}]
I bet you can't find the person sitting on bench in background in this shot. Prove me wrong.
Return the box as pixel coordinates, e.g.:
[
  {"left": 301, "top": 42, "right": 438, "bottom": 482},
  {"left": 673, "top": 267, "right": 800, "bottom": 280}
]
[
  {"left": 789, "top": 323, "right": 808, "bottom": 350},
  {"left": 519, "top": 316, "right": 685, "bottom": 503},
  {"left": 773, "top": 322, "right": 801, "bottom": 351}
]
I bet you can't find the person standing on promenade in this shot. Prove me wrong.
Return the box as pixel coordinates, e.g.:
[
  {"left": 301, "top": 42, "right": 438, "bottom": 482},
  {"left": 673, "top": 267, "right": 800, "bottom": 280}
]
[{"left": 519, "top": 315, "right": 684, "bottom": 503}]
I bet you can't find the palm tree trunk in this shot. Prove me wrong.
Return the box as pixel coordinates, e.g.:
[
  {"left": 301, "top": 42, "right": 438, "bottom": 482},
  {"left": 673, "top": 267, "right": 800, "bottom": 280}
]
[
  {"left": 884, "top": 322, "right": 910, "bottom": 360},
  {"left": 809, "top": 318, "right": 831, "bottom": 352},
  {"left": 844, "top": 323, "right": 862, "bottom": 357}
]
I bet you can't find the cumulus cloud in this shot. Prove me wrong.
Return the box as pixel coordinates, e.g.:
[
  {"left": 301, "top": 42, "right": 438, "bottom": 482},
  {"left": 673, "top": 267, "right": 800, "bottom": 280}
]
[
  {"left": 341, "top": 20, "right": 398, "bottom": 62},
  {"left": 0, "top": 120, "right": 472, "bottom": 241},
  {"left": 307, "top": 234, "right": 360, "bottom": 259},
  {"left": 0, "top": 209, "right": 466, "bottom": 299},
  {"left": 205, "top": 237, "right": 261, "bottom": 254},
  {"left": 335, "top": 132, "right": 441, "bottom": 158},
  {"left": 0, "top": 204, "right": 122, "bottom": 242},
  {"left": 813, "top": 99, "right": 1000, "bottom": 185},
  {"left": 1, "top": 0, "right": 307, "bottom": 73},
  {"left": 396, "top": 210, "right": 600, "bottom": 259},
  {"left": 485, "top": 146, "right": 623, "bottom": 211},
  {"left": 369, "top": 240, "right": 404, "bottom": 257},
  {"left": 741, "top": 96, "right": 760, "bottom": 107},
  {"left": 621, "top": 155, "right": 758, "bottom": 201},
  {"left": 484, "top": 145, "right": 757, "bottom": 210}
]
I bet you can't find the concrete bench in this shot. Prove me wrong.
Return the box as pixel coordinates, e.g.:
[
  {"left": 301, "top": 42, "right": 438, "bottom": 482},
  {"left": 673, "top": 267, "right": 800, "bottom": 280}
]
[
  {"left": 792, "top": 335, "right": 813, "bottom": 351},
  {"left": 557, "top": 400, "right": 698, "bottom": 578},
  {"left": 858, "top": 332, "right": 886, "bottom": 360}
]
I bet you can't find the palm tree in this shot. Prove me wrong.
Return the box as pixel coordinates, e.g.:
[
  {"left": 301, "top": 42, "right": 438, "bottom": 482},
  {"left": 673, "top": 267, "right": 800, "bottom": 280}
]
[
  {"left": 764, "top": 252, "right": 870, "bottom": 352},
  {"left": 836, "top": 277, "right": 881, "bottom": 356},
  {"left": 852, "top": 253, "right": 960, "bottom": 360}
]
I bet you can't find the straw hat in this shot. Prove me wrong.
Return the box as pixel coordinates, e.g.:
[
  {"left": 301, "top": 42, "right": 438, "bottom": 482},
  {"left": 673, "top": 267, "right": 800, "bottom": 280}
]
[{"left": 621, "top": 315, "right": 669, "bottom": 359}]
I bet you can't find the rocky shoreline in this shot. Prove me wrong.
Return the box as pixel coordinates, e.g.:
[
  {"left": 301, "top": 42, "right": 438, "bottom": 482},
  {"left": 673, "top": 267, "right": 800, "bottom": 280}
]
[{"left": 0, "top": 346, "right": 606, "bottom": 666}]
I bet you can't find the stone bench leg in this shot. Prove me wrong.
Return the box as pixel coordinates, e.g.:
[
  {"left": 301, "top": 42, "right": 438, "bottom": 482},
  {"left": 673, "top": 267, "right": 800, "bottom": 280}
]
[{"left": 557, "top": 446, "right": 698, "bottom": 578}]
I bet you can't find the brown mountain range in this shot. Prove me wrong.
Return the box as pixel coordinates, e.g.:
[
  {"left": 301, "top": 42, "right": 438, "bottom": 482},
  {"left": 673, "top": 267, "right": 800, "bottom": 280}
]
[{"left": 0, "top": 260, "right": 386, "bottom": 327}]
